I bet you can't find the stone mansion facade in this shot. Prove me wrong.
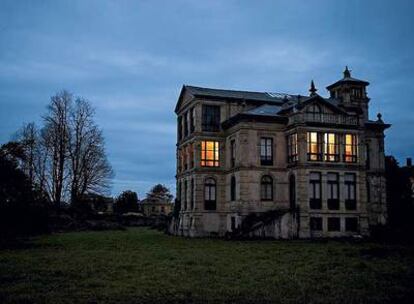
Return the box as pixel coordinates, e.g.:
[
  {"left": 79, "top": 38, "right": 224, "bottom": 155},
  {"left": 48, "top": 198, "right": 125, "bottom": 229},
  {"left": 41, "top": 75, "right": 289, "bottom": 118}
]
[{"left": 173, "top": 67, "right": 390, "bottom": 238}]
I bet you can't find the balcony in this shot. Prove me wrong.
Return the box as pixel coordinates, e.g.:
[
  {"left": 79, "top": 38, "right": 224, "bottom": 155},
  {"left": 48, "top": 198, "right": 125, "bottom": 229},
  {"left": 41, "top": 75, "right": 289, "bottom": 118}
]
[{"left": 289, "top": 113, "right": 358, "bottom": 126}]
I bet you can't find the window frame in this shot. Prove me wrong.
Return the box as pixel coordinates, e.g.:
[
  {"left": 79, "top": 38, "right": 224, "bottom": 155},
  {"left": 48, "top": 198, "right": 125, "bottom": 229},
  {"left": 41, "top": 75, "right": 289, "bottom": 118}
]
[
  {"left": 230, "top": 139, "right": 236, "bottom": 168},
  {"left": 260, "top": 137, "right": 273, "bottom": 166},
  {"left": 324, "top": 133, "right": 340, "bottom": 162},
  {"left": 204, "top": 178, "right": 217, "bottom": 210},
  {"left": 327, "top": 217, "right": 341, "bottom": 232},
  {"left": 201, "top": 141, "right": 220, "bottom": 167},
  {"left": 261, "top": 175, "right": 274, "bottom": 201},
  {"left": 310, "top": 217, "right": 323, "bottom": 231},
  {"left": 202, "top": 105, "right": 221, "bottom": 132},
  {"left": 287, "top": 133, "right": 298, "bottom": 163},
  {"left": 230, "top": 175, "right": 236, "bottom": 201},
  {"left": 309, "top": 172, "right": 322, "bottom": 209},
  {"left": 307, "top": 132, "right": 323, "bottom": 161},
  {"left": 345, "top": 173, "right": 357, "bottom": 210},
  {"left": 344, "top": 133, "right": 358, "bottom": 163},
  {"left": 327, "top": 173, "right": 340, "bottom": 210}
]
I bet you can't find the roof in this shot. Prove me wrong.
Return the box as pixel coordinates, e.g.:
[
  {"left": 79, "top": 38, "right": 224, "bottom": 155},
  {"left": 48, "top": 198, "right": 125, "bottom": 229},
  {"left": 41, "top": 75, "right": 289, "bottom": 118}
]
[
  {"left": 184, "top": 85, "right": 297, "bottom": 103},
  {"left": 326, "top": 68, "right": 369, "bottom": 90},
  {"left": 244, "top": 104, "right": 283, "bottom": 116}
]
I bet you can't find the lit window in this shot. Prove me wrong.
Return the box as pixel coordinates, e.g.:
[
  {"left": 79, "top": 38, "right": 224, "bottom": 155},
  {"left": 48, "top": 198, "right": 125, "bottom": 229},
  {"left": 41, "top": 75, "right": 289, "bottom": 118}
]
[
  {"left": 261, "top": 175, "right": 273, "bottom": 201},
  {"left": 307, "top": 132, "right": 322, "bottom": 161},
  {"left": 201, "top": 141, "right": 219, "bottom": 167},
  {"left": 324, "top": 133, "right": 339, "bottom": 162},
  {"left": 260, "top": 137, "right": 273, "bottom": 166},
  {"left": 288, "top": 133, "right": 298, "bottom": 162},
  {"left": 344, "top": 134, "right": 358, "bottom": 163}
]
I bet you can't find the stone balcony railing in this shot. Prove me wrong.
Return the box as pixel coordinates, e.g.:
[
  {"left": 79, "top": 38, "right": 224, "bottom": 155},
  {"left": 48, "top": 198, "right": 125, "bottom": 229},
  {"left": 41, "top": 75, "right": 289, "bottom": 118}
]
[{"left": 289, "top": 113, "right": 359, "bottom": 126}]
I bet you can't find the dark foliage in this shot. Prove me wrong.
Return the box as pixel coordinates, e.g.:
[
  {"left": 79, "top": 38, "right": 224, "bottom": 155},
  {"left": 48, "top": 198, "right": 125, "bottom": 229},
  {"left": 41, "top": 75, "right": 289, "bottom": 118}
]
[
  {"left": 146, "top": 184, "right": 173, "bottom": 202},
  {"left": 0, "top": 144, "right": 50, "bottom": 238},
  {"left": 114, "top": 190, "right": 139, "bottom": 214},
  {"left": 384, "top": 156, "right": 414, "bottom": 243}
]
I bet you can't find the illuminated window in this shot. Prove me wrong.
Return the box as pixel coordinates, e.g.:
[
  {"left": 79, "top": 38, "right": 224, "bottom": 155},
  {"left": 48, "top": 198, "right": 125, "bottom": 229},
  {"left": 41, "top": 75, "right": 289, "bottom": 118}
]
[
  {"left": 307, "top": 132, "right": 322, "bottom": 161},
  {"left": 204, "top": 178, "right": 216, "bottom": 210},
  {"left": 327, "top": 173, "right": 339, "bottom": 210},
  {"left": 345, "top": 173, "right": 357, "bottom": 210},
  {"left": 201, "top": 141, "right": 219, "bottom": 167},
  {"left": 287, "top": 133, "right": 298, "bottom": 162},
  {"left": 260, "top": 137, "right": 273, "bottom": 166},
  {"left": 261, "top": 175, "right": 273, "bottom": 201},
  {"left": 202, "top": 105, "right": 220, "bottom": 132},
  {"left": 309, "top": 172, "right": 322, "bottom": 209},
  {"left": 344, "top": 134, "right": 358, "bottom": 163},
  {"left": 324, "top": 133, "right": 339, "bottom": 162}
]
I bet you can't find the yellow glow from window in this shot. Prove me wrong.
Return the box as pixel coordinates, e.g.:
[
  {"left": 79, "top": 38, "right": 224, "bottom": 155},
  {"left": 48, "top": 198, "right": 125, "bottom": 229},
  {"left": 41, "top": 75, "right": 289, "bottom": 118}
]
[{"left": 201, "top": 140, "right": 219, "bottom": 167}]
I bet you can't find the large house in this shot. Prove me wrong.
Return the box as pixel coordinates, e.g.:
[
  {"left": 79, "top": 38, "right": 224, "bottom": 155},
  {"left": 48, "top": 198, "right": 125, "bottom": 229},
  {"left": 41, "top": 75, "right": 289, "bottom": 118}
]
[{"left": 173, "top": 67, "right": 390, "bottom": 238}]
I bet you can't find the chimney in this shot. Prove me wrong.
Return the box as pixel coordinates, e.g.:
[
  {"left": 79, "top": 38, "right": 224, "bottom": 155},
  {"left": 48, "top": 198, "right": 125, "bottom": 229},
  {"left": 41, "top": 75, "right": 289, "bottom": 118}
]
[{"left": 407, "top": 158, "right": 412, "bottom": 167}]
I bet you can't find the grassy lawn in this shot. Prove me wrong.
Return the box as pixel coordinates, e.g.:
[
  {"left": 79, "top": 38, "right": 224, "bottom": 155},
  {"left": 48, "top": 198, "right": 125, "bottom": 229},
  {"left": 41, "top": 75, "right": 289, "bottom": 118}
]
[{"left": 1, "top": 228, "right": 414, "bottom": 303}]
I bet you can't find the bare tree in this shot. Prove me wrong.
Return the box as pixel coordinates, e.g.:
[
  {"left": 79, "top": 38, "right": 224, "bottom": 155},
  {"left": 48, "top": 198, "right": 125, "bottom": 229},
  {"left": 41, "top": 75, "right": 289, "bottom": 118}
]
[
  {"left": 68, "top": 98, "right": 113, "bottom": 203},
  {"left": 14, "top": 122, "right": 37, "bottom": 186},
  {"left": 42, "top": 91, "right": 71, "bottom": 206}
]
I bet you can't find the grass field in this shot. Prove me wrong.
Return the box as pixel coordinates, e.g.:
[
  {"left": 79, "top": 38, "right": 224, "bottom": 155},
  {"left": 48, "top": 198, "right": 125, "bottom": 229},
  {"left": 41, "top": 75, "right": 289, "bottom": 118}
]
[{"left": 1, "top": 228, "right": 414, "bottom": 303}]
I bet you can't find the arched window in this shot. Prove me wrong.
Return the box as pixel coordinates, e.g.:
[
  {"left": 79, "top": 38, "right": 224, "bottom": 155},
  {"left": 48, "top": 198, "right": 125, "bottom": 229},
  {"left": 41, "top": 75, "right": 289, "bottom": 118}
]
[
  {"left": 230, "top": 176, "right": 236, "bottom": 201},
  {"left": 204, "top": 178, "right": 216, "bottom": 210},
  {"left": 261, "top": 175, "right": 273, "bottom": 201}
]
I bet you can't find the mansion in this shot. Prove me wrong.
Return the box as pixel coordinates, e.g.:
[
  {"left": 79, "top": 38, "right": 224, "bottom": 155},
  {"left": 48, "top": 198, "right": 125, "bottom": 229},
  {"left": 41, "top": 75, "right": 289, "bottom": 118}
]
[{"left": 173, "top": 67, "right": 390, "bottom": 238}]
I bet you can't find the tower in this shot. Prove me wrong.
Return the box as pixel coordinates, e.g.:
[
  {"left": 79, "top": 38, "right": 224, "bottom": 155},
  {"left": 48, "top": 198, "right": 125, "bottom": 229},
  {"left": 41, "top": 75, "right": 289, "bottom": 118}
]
[{"left": 326, "top": 66, "right": 370, "bottom": 121}]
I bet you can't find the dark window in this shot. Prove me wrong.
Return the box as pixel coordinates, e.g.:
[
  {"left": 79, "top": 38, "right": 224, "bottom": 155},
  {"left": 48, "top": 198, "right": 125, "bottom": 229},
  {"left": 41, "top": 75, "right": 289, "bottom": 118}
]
[
  {"left": 328, "top": 217, "right": 341, "bottom": 232},
  {"left": 184, "top": 180, "right": 187, "bottom": 210},
  {"left": 324, "top": 133, "right": 340, "bottom": 162},
  {"left": 191, "top": 178, "right": 194, "bottom": 210},
  {"left": 261, "top": 175, "right": 273, "bottom": 201},
  {"left": 307, "top": 104, "right": 322, "bottom": 121},
  {"left": 231, "top": 216, "right": 236, "bottom": 231},
  {"left": 327, "top": 173, "right": 339, "bottom": 210},
  {"left": 204, "top": 178, "right": 216, "bottom": 210},
  {"left": 260, "top": 137, "right": 273, "bottom": 166},
  {"left": 366, "top": 144, "right": 370, "bottom": 169},
  {"left": 161, "top": 206, "right": 165, "bottom": 213},
  {"left": 309, "top": 172, "right": 322, "bottom": 209},
  {"left": 366, "top": 180, "right": 371, "bottom": 203},
  {"left": 287, "top": 133, "right": 298, "bottom": 163},
  {"left": 230, "top": 176, "right": 236, "bottom": 201},
  {"left": 202, "top": 105, "right": 220, "bottom": 132},
  {"left": 201, "top": 141, "right": 219, "bottom": 167},
  {"left": 289, "top": 175, "right": 296, "bottom": 209},
  {"left": 190, "top": 108, "right": 195, "bottom": 133},
  {"left": 230, "top": 139, "right": 236, "bottom": 167},
  {"left": 345, "top": 217, "right": 358, "bottom": 232},
  {"left": 178, "top": 116, "right": 182, "bottom": 141},
  {"left": 184, "top": 112, "right": 188, "bottom": 137},
  {"left": 310, "top": 217, "right": 323, "bottom": 231},
  {"left": 345, "top": 173, "right": 357, "bottom": 210},
  {"left": 307, "top": 132, "right": 323, "bottom": 161}
]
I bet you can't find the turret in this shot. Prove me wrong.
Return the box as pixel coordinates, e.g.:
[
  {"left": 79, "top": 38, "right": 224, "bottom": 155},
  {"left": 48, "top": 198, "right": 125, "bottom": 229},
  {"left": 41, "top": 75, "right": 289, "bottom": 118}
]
[{"left": 326, "top": 67, "right": 370, "bottom": 121}]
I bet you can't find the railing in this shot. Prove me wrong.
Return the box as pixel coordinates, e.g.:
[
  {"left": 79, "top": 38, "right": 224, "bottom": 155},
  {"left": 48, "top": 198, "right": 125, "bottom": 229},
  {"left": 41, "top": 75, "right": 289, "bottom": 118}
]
[{"left": 289, "top": 113, "right": 358, "bottom": 126}]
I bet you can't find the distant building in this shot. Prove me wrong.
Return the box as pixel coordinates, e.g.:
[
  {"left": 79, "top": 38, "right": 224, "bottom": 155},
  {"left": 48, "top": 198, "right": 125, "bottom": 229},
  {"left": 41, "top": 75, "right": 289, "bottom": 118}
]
[
  {"left": 140, "top": 198, "right": 173, "bottom": 216},
  {"left": 174, "top": 67, "right": 390, "bottom": 238}
]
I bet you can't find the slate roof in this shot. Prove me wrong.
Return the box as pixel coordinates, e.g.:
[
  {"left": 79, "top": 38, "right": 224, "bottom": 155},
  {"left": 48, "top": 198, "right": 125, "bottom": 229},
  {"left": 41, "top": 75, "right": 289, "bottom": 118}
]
[
  {"left": 183, "top": 85, "right": 297, "bottom": 104},
  {"left": 244, "top": 104, "right": 283, "bottom": 116}
]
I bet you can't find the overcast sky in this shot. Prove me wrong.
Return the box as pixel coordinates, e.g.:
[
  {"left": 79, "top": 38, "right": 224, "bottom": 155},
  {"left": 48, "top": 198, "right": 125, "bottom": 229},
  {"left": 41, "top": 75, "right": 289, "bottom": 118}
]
[{"left": 1, "top": 0, "right": 413, "bottom": 198}]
